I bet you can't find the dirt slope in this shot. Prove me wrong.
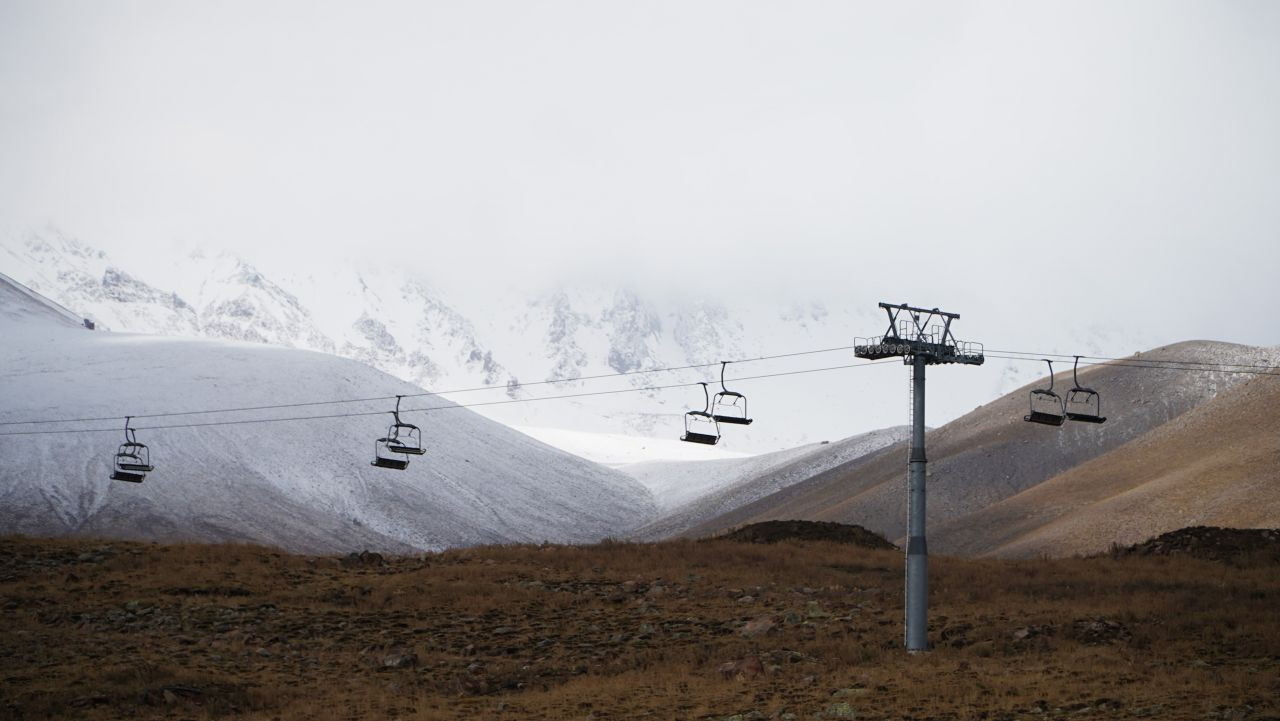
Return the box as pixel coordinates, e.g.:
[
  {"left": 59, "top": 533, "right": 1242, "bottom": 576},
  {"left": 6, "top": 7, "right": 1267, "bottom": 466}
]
[
  {"left": 935, "top": 372, "right": 1280, "bottom": 558},
  {"left": 682, "top": 341, "right": 1280, "bottom": 556}
]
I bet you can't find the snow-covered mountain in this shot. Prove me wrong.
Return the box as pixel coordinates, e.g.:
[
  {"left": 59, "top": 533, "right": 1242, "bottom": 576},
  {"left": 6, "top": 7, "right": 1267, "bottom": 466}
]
[
  {"left": 0, "top": 273, "right": 656, "bottom": 553},
  {"left": 1, "top": 228, "right": 1136, "bottom": 459}
]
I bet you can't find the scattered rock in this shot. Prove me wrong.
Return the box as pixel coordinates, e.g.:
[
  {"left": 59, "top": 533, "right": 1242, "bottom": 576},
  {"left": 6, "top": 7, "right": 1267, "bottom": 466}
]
[
  {"left": 740, "top": 616, "right": 777, "bottom": 638},
  {"left": 341, "top": 550, "right": 385, "bottom": 568},
  {"left": 805, "top": 601, "right": 833, "bottom": 619},
  {"left": 383, "top": 651, "right": 418, "bottom": 669},
  {"left": 717, "top": 520, "right": 896, "bottom": 550},
  {"left": 1107, "top": 526, "right": 1280, "bottom": 563},
  {"left": 1069, "top": 618, "right": 1131, "bottom": 645},
  {"left": 717, "top": 656, "right": 764, "bottom": 680},
  {"left": 1012, "top": 624, "right": 1055, "bottom": 642},
  {"left": 826, "top": 701, "right": 856, "bottom": 718},
  {"left": 940, "top": 622, "right": 973, "bottom": 648},
  {"left": 832, "top": 688, "right": 870, "bottom": 699}
]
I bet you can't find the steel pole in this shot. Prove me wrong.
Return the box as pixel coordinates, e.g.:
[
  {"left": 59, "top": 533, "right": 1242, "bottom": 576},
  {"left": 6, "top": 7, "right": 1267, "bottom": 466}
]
[{"left": 905, "top": 353, "right": 929, "bottom": 651}]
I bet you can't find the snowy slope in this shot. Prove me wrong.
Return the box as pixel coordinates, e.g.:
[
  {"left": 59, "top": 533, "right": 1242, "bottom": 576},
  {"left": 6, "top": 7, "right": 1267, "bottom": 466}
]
[
  {"left": 513, "top": 426, "right": 751, "bottom": 466},
  {"left": 625, "top": 426, "right": 909, "bottom": 537},
  {"left": 0, "top": 275, "right": 656, "bottom": 553}
]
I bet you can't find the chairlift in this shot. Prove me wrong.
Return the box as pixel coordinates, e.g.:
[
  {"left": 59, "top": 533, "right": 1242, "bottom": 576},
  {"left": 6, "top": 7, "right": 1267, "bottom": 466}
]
[
  {"left": 110, "top": 417, "right": 153, "bottom": 483},
  {"left": 1065, "top": 356, "right": 1107, "bottom": 424},
  {"left": 1024, "top": 359, "right": 1067, "bottom": 426},
  {"left": 370, "top": 396, "right": 420, "bottom": 470},
  {"left": 711, "top": 361, "right": 753, "bottom": 426},
  {"left": 384, "top": 396, "right": 425, "bottom": 456},
  {"left": 371, "top": 437, "right": 410, "bottom": 470},
  {"left": 680, "top": 382, "right": 721, "bottom": 445}
]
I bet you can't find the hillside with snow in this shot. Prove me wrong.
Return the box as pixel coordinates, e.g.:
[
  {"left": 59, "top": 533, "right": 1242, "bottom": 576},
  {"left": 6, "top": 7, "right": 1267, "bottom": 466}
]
[
  {"left": 0, "top": 274, "right": 657, "bottom": 553},
  {"left": 625, "top": 426, "right": 909, "bottom": 540}
]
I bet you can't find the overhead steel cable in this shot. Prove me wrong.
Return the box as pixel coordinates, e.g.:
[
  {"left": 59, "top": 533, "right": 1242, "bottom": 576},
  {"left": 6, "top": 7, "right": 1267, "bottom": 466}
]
[
  {"left": 0, "top": 343, "right": 860, "bottom": 428},
  {"left": 3, "top": 343, "right": 1276, "bottom": 434},
  {"left": 984, "top": 353, "right": 1280, "bottom": 377},
  {"left": 986, "top": 348, "right": 1280, "bottom": 371},
  {"left": 0, "top": 358, "right": 899, "bottom": 437}
]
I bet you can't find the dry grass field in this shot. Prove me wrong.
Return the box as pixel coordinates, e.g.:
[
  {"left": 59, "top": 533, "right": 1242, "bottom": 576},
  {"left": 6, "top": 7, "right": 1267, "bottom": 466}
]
[{"left": 1, "top": 528, "right": 1277, "bottom": 721}]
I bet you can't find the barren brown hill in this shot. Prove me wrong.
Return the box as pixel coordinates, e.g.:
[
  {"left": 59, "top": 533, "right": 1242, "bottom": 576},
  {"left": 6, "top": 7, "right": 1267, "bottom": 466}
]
[
  {"left": 681, "top": 341, "right": 1280, "bottom": 557},
  {"left": 933, "top": 372, "right": 1280, "bottom": 558},
  {"left": 1, "top": 534, "right": 1277, "bottom": 720}
]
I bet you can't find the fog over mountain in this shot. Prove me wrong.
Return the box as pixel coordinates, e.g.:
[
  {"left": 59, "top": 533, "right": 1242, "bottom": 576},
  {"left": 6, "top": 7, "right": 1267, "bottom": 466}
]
[{"left": 2, "top": 1, "right": 1278, "bottom": 456}]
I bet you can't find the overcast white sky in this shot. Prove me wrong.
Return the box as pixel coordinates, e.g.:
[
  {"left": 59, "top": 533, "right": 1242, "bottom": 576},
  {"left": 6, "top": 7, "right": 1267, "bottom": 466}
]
[{"left": 2, "top": 0, "right": 1278, "bottom": 346}]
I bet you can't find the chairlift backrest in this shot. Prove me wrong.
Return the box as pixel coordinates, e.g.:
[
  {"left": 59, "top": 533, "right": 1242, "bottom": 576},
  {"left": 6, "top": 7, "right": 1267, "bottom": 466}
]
[
  {"left": 1065, "top": 356, "right": 1107, "bottom": 424},
  {"left": 1024, "top": 360, "right": 1066, "bottom": 426},
  {"left": 387, "top": 423, "right": 426, "bottom": 455},
  {"left": 681, "top": 383, "right": 722, "bottom": 445},
  {"left": 710, "top": 361, "right": 753, "bottom": 426}
]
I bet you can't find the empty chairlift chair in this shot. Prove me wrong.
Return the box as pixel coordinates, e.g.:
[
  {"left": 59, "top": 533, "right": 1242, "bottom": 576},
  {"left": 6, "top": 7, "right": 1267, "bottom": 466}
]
[
  {"left": 1065, "top": 355, "right": 1107, "bottom": 424},
  {"left": 681, "top": 382, "right": 721, "bottom": 446},
  {"left": 371, "top": 437, "right": 410, "bottom": 470},
  {"left": 1024, "top": 359, "right": 1067, "bottom": 426},
  {"left": 371, "top": 396, "right": 422, "bottom": 470},
  {"left": 710, "top": 361, "right": 753, "bottom": 426},
  {"left": 110, "top": 417, "right": 154, "bottom": 483}
]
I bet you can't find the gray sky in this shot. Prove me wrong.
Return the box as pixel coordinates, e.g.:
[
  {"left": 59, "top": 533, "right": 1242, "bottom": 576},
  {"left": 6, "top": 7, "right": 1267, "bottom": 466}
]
[{"left": 2, "top": 0, "right": 1279, "bottom": 346}]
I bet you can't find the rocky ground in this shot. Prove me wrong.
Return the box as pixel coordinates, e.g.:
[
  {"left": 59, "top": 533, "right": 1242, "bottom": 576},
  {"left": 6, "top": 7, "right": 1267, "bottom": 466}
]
[
  {"left": 1, "top": 525, "right": 1277, "bottom": 720},
  {"left": 1106, "top": 526, "right": 1280, "bottom": 564},
  {"left": 718, "top": 521, "right": 897, "bottom": 549}
]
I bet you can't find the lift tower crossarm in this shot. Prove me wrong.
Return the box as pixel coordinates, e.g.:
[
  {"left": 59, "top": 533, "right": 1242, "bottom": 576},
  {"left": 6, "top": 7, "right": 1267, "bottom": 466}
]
[{"left": 855, "top": 302, "right": 984, "bottom": 366}]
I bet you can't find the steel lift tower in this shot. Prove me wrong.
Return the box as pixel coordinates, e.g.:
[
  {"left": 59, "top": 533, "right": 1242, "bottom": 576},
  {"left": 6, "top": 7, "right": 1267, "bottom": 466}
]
[{"left": 855, "top": 303, "right": 984, "bottom": 652}]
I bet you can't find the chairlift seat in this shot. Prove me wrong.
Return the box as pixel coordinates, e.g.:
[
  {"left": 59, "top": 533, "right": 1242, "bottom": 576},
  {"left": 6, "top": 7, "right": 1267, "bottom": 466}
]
[
  {"left": 111, "top": 470, "right": 146, "bottom": 483},
  {"left": 1066, "top": 387, "right": 1106, "bottom": 425},
  {"left": 1025, "top": 379, "right": 1066, "bottom": 427},
  {"left": 387, "top": 443, "right": 426, "bottom": 455},
  {"left": 371, "top": 457, "right": 409, "bottom": 470},
  {"left": 711, "top": 387, "right": 751, "bottom": 426},
  {"left": 681, "top": 408, "right": 720, "bottom": 445},
  {"left": 680, "top": 431, "right": 720, "bottom": 445},
  {"left": 117, "top": 462, "right": 154, "bottom": 472}
]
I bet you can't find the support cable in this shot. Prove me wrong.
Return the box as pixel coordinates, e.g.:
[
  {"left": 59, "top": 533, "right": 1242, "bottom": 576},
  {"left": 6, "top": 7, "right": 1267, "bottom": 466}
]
[
  {"left": 0, "top": 359, "right": 899, "bottom": 437},
  {"left": 0, "top": 344, "right": 860, "bottom": 428}
]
